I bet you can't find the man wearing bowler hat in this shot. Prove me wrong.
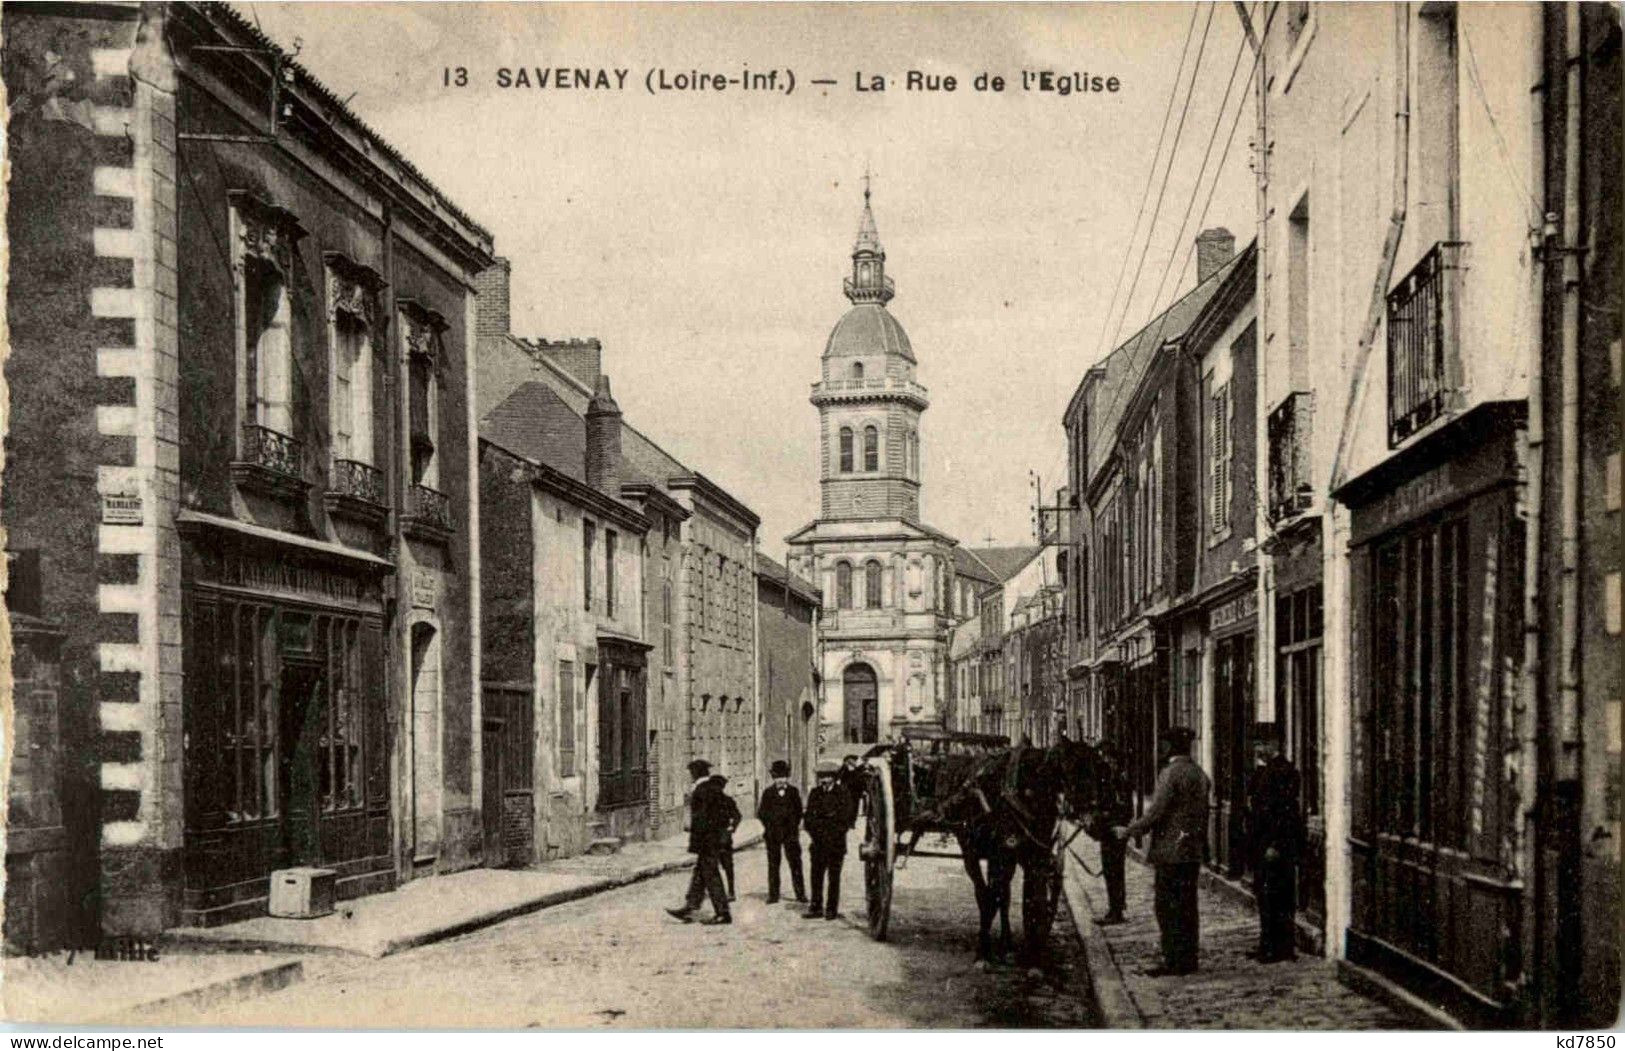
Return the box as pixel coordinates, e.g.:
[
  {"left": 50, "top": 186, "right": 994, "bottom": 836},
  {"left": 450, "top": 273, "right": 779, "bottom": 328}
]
[
  {"left": 1114, "top": 726, "right": 1210, "bottom": 975},
  {"left": 667, "top": 759, "right": 732, "bottom": 925},
  {"left": 758, "top": 759, "right": 807, "bottom": 904}
]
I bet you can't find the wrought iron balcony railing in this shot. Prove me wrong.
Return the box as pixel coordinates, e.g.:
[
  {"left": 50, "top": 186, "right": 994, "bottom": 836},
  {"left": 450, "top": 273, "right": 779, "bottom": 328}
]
[
  {"left": 402, "top": 483, "right": 453, "bottom": 540},
  {"left": 329, "top": 458, "right": 385, "bottom": 506},
  {"left": 1387, "top": 241, "right": 1466, "bottom": 445},
  {"left": 241, "top": 423, "right": 302, "bottom": 479},
  {"left": 1267, "top": 391, "right": 1315, "bottom": 523}
]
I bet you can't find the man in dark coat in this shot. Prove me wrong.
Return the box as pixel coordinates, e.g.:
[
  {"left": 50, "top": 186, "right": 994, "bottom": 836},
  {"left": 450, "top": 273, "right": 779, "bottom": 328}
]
[
  {"left": 1086, "top": 743, "right": 1134, "bottom": 925},
  {"left": 758, "top": 759, "right": 807, "bottom": 904},
  {"left": 1115, "top": 726, "right": 1210, "bottom": 975},
  {"left": 1246, "top": 727, "right": 1304, "bottom": 962},
  {"left": 667, "top": 759, "right": 731, "bottom": 925},
  {"left": 713, "top": 774, "right": 743, "bottom": 901},
  {"left": 803, "top": 759, "right": 850, "bottom": 920}
]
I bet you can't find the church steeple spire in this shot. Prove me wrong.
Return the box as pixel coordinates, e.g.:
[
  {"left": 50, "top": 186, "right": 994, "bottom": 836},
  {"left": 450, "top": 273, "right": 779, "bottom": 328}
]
[{"left": 846, "top": 169, "right": 894, "bottom": 305}]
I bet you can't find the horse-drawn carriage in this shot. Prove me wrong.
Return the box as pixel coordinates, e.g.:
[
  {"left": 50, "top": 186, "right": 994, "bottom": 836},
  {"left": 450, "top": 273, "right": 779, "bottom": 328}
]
[{"left": 853, "top": 726, "right": 1099, "bottom": 962}]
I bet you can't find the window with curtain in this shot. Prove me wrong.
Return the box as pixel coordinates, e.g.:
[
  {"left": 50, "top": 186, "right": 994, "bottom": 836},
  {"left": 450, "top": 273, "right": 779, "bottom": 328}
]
[
  {"left": 244, "top": 257, "right": 292, "bottom": 436},
  {"left": 864, "top": 560, "right": 883, "bottom": 609},
  {"left": 839, "top": 428, "right": 854, "bottom": 473},
  {"left": 864, "top": 426, "right": 879, "bottom": 471},
  {"left": 836, "top": 562, "right": 853, "bottom": 609}
]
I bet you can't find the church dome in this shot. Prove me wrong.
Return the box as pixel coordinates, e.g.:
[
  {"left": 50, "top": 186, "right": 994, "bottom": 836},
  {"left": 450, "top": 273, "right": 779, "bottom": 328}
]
[{"left": 824, "top": 303, "right": 915, "bottom": 363}]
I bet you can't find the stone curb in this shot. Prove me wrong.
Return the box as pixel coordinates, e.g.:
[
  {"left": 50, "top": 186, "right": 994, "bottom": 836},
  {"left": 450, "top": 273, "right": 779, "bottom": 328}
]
[
  {"left": 1057, "top": 823, "right": 1145, "bottom": 1029},
  {"left": 373, "top": 830, "right": 765, "bottom": 957},
  {"left": 94, "top": 958, "right": 304, "bottom": 1025}
]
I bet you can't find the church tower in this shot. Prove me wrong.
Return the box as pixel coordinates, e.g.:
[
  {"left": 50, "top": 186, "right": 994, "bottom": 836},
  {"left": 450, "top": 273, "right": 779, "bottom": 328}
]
[
  {"left": 786, "top": 179, "right": 958, "bottom": 753},
  {"left": 814, "top": 178, "right": 929, "bottom": 522}
]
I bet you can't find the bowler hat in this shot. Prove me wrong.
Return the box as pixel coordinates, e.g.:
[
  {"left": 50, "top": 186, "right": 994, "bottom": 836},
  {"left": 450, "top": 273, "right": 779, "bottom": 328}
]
[
  {"left": 688, "top": 759, "right": 712, "bottom": 778},
  {"left": 769, "top": 759, "right": 790, "bottom": 777}
]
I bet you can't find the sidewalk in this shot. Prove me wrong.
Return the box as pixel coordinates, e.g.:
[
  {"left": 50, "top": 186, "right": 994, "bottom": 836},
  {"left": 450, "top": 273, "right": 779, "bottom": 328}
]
[
  {"left": 1059, "top": 834, "right": 1429, "bottom": 1030},
  {"left": 167, "top": 820, "right": 763, "bottom": 959},
  {"left": 2, "top": 950, "right": 301, "bottom": 1025}
]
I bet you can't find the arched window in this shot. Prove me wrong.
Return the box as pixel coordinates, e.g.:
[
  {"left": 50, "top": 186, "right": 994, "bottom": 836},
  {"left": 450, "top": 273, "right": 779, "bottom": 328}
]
[
  {"left": 835, "top": 561, "right": 853, "bottom": 609},
  {"left": 839, "top": 427, "right": 854, "bottom": 473},
  {"left": 864, "top": 560, "right": 884, "bottom": 609},
  {"left": 864, "top": 426, "right": 879, "bottom": 472},
  {"left": 850, "top": 361, "right": 864, "bottom": 381}
]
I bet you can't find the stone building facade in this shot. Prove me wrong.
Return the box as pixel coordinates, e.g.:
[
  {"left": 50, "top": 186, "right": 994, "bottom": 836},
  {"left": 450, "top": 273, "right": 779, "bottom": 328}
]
[
  {"left": 755, "top": 553, "right": 820, "bottom": 788},
  {"left": 3, "top": 1, "right": 494, "bottom": 936}
]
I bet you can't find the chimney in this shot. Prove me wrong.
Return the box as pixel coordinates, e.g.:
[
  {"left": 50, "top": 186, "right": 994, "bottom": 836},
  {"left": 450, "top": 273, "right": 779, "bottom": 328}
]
[
  {"left": 585, "top": 374, "right": 623, "bottom": 495},
  {"left": 546, "top": 339, "right": 602, "bottom": 390},
  {"left": 1195, "top": 227, "right": 1235, "bottom": 284},
  {"left": 474, "top": 257, "right": 512, "bottom": 338}
]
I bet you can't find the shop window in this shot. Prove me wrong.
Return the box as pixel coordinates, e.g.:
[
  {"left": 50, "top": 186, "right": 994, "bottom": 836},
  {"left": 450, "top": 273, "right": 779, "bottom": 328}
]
[{"left": 1277, "top": 584, "right": 1324, "bottom": 816}]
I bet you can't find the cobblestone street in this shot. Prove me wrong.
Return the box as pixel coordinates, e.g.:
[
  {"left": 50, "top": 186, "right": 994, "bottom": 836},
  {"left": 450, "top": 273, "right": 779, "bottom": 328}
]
[
  {"left": 1063, "top": 837, "right": 1425, "bottom": 1029},
  {"left": 151, "top": 836, "right": 1098, "bottom": 1029}
]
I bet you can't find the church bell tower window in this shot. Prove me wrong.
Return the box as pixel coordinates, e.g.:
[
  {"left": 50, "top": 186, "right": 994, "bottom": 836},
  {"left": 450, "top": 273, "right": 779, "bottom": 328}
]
[
  {"left": 839, "top": 427, "right": 855, "bottom": 473},
  {"left": 864, "top": 426, "right": 879, "bottom": 472}
]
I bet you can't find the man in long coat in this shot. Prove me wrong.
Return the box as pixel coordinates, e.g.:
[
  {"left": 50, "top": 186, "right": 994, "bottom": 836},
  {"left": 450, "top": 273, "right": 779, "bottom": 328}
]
[
  {"left": 1115, "top": 726, "right": 1210, "bottom": 975},
  {"left": 1246, "top": 727, "right": 1304, "bottom": 962},
  {"left": 667, "top": 759, "right": 731, "bottom": 925},
  {"left": 803, "top": 759, "right": 850, "bottom": 920}
]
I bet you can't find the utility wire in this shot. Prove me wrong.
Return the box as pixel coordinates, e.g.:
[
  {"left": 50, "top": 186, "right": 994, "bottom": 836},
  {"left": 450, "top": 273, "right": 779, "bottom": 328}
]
[{"left": 1087, "top": 3, "right": 1203, "bottom": 369}]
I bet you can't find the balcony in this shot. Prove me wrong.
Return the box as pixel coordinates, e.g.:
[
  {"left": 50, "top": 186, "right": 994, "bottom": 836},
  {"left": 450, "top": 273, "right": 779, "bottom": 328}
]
[
  {"left": 323, "top": 458, "right": 388, "bottom": 528},
  {"left": 231, "top": 423, "right": 308, "bottom": 501},
  {"left": 843, "top": 273, "right": 895, "bottom": 304},
  {"left": 809, "top": 375, "right": 929, "bottom": 410},
  {"left": 1387, "top": 241, "right": 1466, "bottom": 446},
  {"left": 401, "top": 483, "right": 453, "bottom": 544},
  {"left": 1267, "top": 391, "right": 1315, "bottom": 523}
]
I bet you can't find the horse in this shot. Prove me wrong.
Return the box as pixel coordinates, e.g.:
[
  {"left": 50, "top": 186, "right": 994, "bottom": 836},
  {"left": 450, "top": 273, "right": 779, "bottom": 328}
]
[{"left": 920, "top": 738, "right": 1103, "bottom": 969}]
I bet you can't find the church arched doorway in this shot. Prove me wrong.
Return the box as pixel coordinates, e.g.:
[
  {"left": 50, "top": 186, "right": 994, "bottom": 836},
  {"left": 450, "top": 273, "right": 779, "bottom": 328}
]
[{"left": 843, "top": 663, "right": 879, "bottom": 744}]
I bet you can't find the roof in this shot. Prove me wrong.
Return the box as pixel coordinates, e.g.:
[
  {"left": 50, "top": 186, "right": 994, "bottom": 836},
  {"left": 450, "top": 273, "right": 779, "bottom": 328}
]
[
  {"left": 963, "top": 546, "right": 1041, "bottom": 582},
  {"left": 824, "top": 303, "right": 915, "bottom": 362},
  {"left": 200, "top": 3, "right": 491, "bottom": 243},
  {"left": 1084, "top": 250, "right": 1247, "bottom": 494},
  {"left": 953, "top": 547, "right": 998, "bottom": 584},
  {"left": 755, "top": 552, "right": 820, "bottom": 605},
  {"left": 482, "top": 382, "right": 586, "bottom": 482}
]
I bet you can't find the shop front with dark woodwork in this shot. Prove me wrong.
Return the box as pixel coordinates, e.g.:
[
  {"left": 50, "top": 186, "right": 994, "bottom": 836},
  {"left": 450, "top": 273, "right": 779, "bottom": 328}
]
[
  {"left": 1336, "top": 402, "right": 1528, "bottom": 1027},
  {"left": 178, "top": 518, "right": 394, "bottom": 927}
]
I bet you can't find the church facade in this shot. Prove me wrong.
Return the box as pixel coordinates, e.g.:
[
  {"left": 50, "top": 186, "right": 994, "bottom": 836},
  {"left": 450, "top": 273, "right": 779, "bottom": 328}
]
[{"left": 785, "top": 187, "right": 960, "bottom": 753}]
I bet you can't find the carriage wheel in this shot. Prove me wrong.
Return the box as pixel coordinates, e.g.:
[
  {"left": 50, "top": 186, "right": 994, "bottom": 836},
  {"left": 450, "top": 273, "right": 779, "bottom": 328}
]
[{"left": 861, "top": 757, "right": 897, "bottom": 941}]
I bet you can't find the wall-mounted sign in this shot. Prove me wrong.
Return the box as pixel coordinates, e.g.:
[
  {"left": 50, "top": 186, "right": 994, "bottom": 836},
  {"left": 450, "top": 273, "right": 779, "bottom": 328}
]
[
  {"left": 1210, "top": 590, "right": 1258, "bottom": 632},
  {"left": 102, "top": 492, "right": 143, "bottom": 525},
  {"left": 412, "top": 568, "right": 438, "bottom": 609}
]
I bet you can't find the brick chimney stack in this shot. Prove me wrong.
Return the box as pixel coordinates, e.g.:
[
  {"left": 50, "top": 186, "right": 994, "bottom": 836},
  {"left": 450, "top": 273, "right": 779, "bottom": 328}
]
[
  {"left": 474, "top": 257, "right": 512, "bottom": 338},
  {"left": 585, "top": 374, "right": 622, "bottom": 495},
  {"left": 1196, "top": 228, "right": 1236, "bottom": 284}
]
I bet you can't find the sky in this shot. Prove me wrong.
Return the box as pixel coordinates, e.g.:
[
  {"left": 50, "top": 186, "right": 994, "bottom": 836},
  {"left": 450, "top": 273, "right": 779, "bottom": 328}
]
[{"left": 250, "top": 2, "right": 1257, "bottom": 558}]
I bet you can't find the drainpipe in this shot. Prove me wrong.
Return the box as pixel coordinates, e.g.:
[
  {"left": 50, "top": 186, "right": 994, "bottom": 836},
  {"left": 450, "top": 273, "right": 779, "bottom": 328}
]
[
  {"left": 1520, "top": 2, "right": 1551, "bottom": 1018},
  {"left": 1330, "top": 3, "right": 1411, "bottom": 491},
  {"left": 1556, "top": 1, "right": 1584, "bottom": 788}
]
